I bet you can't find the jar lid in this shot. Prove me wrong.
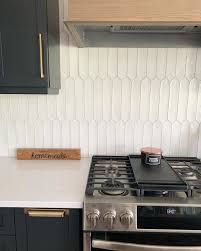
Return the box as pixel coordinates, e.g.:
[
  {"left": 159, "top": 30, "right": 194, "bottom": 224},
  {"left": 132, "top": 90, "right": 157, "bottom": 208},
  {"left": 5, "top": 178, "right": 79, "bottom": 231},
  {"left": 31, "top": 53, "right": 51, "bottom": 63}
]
[{"left": 141, "top": 147, "right": 162, "bottom": 155}]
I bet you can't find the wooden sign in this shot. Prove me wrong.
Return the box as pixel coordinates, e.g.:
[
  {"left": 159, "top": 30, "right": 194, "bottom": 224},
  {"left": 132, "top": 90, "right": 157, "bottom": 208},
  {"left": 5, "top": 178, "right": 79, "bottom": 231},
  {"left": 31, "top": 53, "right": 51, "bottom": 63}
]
[{"left": 17, "top": 148, "right": 81, "bottom": 160}]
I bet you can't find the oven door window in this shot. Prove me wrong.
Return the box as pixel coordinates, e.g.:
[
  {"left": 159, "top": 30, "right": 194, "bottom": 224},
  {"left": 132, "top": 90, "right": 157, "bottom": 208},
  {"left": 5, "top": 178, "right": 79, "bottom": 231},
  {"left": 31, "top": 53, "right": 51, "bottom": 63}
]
[{"left": 91, "top": 233, "right": 201, "bottom": 251}]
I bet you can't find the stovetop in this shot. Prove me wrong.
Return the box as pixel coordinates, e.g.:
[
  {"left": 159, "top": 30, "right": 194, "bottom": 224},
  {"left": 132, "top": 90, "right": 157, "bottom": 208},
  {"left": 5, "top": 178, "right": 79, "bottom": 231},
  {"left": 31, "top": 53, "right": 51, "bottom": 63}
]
[{"left": 85, "top": 155, "right": 201, "bottom": 198}]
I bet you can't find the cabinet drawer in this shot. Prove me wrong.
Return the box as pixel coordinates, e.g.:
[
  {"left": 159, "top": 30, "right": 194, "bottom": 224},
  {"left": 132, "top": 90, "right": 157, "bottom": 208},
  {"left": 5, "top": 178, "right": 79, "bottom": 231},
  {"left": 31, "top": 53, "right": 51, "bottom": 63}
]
[
  {"left": 0, "top": 236, "right": 16, "bottom": 251},
  {"left": 0, "top": 209, "right": 15, "bottom": 235}
]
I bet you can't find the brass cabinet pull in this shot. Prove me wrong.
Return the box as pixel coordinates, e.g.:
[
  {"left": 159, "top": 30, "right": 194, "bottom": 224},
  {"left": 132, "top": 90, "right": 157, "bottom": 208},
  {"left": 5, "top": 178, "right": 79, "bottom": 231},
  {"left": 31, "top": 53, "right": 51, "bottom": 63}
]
[
  {"left": 24, "top": 209, "right": 69, "bottom": 218},
  {"left": 38, "top": 33, "right": 45, "bottom": 79}
]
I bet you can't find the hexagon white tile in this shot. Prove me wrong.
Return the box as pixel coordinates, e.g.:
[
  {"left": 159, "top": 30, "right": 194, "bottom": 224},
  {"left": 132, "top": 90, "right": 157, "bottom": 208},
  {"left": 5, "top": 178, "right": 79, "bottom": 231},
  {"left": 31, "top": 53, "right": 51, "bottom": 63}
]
[
  {"left": 102, "top": 78, "right": 113, "bottom": 121},
  {"left": 157, "top": 48, "right": 167, "bottom": 80},
  {"left": 27, "top": 96, "right": 38, "bottom": 121},
  {"left": 187, "top": 79, "right": 199, "bottom": 122},
  {"left": 121, "top": 78, "right": 131, "bottom": 122},
  {"left": 7, "top": 121, "right": 17, "bottom": 156},
  {"left": 149, "top": 78, "right": 160, "bottom": 122},
  {"left": 108, "top": 48, "right": 118, "bottom": 78},
  {"left": 0, "top": 96, "right": 10, "bottom": 121},
  {"left": 84, "top": 78, "right": 94, "bottom": 121},
  {"left": 168, "top": 79, "right": 180, "bottom": 122},
  {"left": 47, "top": 95, "right": 58, "bottom": 120},
  {"left": 118, "top": 48, "right": 128, "bottom": 79},
  {"left": 186, "top": 49, "right": 197, "bottom": 80},
  {"left": 75, "top": 78, "right": 85, "bottom": 121},
  {"left": 125, "top": 121, "right": 134, "bottom": 154},
  {"left": 16, "top": 120, "right": 26, "bottom": 148},
  {"left": 88, "top": 121, "right": 98, "bottom": 155},
  {"left": 34, "top": 120, "right": 44, "bottom": 148},
  {"left": 97, "top": 121, "right": 107, "bottom": 155},
  {"left": 80, "top": 121, "right": 89, "bottom": 156},
  {"left": 89, "top": 48, "right": 99, "bottom": 80},
  {"left": 115, "top": 121, "right": 125, "bottom": 155},
  {"left": 79, "top": 48, "right": 89, "bottom": 80},
  {"left": 56, "top": 84, "right": 66, "bottom": 120},
  {"left": 177, "top": 79, "right": 189, "bottom": 122},
  {"left": 166, "top": 48, "right": 177, "bottom": 80},
  {"left": 197, "top": 125, "right": 201, "bottom": 158},
  {"left": 112, "top": 78, "right": 122, "bottom": 122},
  {"left": 61, "top": 120, "right": 71, "bottom": 148},
  {"left": 147, "top": 48, "right": 157, "bottom": 80},
  {"left": 106, "top": 121, "right": 116, "bottom": 155},
  {"left": 133, "top": 121, "right": 144, "bottom": 153},
  {"left": 152, "top": 121, "right": 162, "bottom": 148},
  {"left": 127, "top": 48, "right": 138, "bottom": 79},
  {"left": 130, "top": 79, "right": 141, "bottom": 121},
  {"left": 9, "top": 96, "right": 20, "bottom": 121},
  {"left": 94, "top": 78, "right": 103, "bottom": 121},
  {"left": 158, "top": 79, "right": 170, "bottom": 122},
  {"left": 143, "top": 121, "right": 153, "bottom": 147},
  {"left": 140, "top": 78, "right": 151, "bottom": 121},
  {"left": 0, "top": 120, "right": 9, "bottom": 156},
  {"left": 98, "top": 48, "right": 108, "bottom": 79},
  {"left": 188, "top": 121, "right": 199, "bottom": 156},
  {"left": 195, "top": 48, "right": 201, "bottom": 80},
  {"left": 37, "top": 96, "right": 48, "bottom": 120},
  {"left": 70, "top": 120, "right": 80, "bottom": 148},
  {"left": 137, "top": 49, "right": 147, "bottom": 79},
  {"left": 43, "top": 120, "right": 53, "bottom": 148},
  {"left": 69, "top": 38, "right": 79, "bottom": 78},
  {"left": 176, "top": 48, "right": 187, "bottom": 80},
  {"left": 60, "top": 31, "right": 70, "bottom": 78},
  {"left": 52, "top": 120, "right": 62, "bottom": 147},
  {"left": 179, "top": 121, "right": 190, "bottom": 156},
  {"left": 196, "top": 84, "right": 201, "bottom": 122},
  {"left": 170, "top": 121, "right": 181, "bottom": 156},
  {"left": 161, "top": 121, "right": 172, "bottom": 155}
]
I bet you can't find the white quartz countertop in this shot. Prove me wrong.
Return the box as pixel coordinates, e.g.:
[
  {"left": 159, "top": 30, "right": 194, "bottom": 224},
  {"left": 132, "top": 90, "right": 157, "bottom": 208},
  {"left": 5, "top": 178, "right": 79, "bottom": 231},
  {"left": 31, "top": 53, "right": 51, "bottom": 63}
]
[{"left": 0, "top": 157, "right": 91, "bottom": 209}]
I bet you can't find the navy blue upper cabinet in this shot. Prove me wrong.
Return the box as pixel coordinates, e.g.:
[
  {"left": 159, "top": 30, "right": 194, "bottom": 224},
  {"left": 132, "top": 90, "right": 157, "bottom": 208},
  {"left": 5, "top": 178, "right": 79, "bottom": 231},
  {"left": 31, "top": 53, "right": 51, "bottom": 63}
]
[{"left": 0, "top": 0, "right": 60, "bottom": 94}]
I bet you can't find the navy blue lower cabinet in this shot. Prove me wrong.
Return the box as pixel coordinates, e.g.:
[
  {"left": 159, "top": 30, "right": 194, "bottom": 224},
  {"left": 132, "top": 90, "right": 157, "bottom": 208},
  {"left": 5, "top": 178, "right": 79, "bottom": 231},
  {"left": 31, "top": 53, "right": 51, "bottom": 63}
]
[
  {"left": 0, "top": 236, "right": 16, "bottom": 251},
  {"left": 15, "top": 208, "right": 82, "bottom": 251}
]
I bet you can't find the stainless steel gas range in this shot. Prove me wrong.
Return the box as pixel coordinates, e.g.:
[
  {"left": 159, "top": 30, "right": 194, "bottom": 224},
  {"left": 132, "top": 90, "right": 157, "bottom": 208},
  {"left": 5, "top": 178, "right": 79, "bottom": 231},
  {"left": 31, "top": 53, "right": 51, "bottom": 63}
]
[{"left": 83, "top": 155, "right": 201, "bottom": 251}]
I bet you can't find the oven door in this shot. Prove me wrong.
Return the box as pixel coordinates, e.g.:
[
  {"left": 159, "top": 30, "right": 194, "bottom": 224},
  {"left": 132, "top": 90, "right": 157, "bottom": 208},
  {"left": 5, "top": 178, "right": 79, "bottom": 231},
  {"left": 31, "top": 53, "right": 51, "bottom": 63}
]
[{"left": 86, "top": 232, "right": 201, "bottom": 251}]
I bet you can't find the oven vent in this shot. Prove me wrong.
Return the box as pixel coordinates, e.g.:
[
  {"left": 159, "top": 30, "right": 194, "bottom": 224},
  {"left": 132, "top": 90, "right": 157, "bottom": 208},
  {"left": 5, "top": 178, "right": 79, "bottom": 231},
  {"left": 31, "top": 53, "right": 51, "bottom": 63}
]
[{"left": 110, "top": 25, "right": 193, "bottom": 33}]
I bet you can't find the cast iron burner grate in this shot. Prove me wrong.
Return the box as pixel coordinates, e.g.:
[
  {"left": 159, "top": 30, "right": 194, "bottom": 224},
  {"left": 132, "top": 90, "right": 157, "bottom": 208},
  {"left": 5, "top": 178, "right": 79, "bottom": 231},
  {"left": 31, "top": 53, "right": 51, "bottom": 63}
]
[
  {"left": 85, "top": 155, "right": 201, "bottom": 197},
  {"left": 86, "top": 156, "right": 139, "bottom": 196}
]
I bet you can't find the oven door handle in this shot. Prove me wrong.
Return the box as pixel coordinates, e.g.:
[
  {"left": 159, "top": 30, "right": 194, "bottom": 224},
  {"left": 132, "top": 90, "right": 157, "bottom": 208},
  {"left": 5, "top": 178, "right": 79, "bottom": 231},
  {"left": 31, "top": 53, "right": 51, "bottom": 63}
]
[{"left": 92, "top": 239, "right": 201, "bottom": 251}]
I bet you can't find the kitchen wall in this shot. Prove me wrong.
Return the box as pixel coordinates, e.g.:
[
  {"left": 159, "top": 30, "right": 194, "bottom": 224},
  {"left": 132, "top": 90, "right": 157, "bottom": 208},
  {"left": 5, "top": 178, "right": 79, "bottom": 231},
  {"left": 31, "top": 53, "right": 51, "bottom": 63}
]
[{"left": 0, "top": 0, "right": 200, "bottom": 157}]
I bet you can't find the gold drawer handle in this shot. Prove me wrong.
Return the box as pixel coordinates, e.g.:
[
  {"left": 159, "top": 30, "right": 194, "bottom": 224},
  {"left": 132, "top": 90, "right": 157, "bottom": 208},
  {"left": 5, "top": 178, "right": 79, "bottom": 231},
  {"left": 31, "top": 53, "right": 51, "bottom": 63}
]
[
  {"left": 38, "top": 33, "right": 45, "bottom": 79},
  {"left": 24, "top": 209, "right": 69, "bottom": 218}
]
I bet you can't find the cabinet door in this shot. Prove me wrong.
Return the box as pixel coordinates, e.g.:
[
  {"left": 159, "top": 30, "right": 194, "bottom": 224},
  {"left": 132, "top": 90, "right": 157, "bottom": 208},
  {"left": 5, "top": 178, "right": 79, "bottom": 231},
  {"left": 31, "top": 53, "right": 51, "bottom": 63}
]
[
  {"left": 0, "top": 0, "right": 48, "bottom": 88},
  {"left": 0, "top": 209, "right": 15, "bottom": 235},
  {"left": 15, "top": 209, "right": 82, "bottom": 251},
  {"left": 0, "top": 236, "right": 16, "bottom": 251},
  {"left": 26, "top": 209, "right": 70, "bottom": 251}
]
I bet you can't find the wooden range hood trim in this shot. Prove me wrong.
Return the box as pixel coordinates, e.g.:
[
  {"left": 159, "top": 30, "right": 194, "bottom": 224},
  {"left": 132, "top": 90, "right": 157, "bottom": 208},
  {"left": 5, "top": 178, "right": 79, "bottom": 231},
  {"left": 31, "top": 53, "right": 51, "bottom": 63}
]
[{"left": 66, "top": 0, "right": 201, "bottom": 23}]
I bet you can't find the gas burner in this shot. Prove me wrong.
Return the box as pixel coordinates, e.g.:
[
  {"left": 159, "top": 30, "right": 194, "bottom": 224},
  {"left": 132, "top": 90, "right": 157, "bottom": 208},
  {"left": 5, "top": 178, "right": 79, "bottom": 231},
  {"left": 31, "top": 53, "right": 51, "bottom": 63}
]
[
  {"left": 172, "top": 166, "right": 198, "bottom": 181},
  {"left": 99, "top": 180, "right": 129, "bottom": 196},
  {"left": 105, "top": 161, "right": 121, "bottom": 179}
]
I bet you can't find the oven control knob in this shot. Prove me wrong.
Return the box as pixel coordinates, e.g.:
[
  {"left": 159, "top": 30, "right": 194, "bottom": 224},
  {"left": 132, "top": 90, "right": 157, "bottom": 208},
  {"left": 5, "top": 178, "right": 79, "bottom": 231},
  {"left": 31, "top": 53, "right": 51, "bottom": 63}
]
[
  {"left": 120, "top": 210, "right": 134, "bottom": 227},
  {"left": 87, "top": 209, "right": 100, "bottom": 228},
  {"left": 103, "top": 210, "right": 116, "bottom": 229}
]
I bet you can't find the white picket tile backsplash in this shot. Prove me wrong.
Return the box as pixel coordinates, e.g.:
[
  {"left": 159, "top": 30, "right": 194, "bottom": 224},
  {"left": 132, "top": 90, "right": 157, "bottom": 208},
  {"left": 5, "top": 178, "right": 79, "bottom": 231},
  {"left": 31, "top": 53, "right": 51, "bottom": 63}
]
[{"left": 0, "top": 0, "right": 200, "bottom": 158}]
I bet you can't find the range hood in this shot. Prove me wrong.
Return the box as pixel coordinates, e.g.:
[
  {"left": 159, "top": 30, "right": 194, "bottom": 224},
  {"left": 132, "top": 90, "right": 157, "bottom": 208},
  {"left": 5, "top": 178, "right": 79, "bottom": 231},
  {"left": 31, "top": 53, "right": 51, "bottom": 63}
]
[{"left": 64, "top": 0, "right": 201, "bottom": 48}]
